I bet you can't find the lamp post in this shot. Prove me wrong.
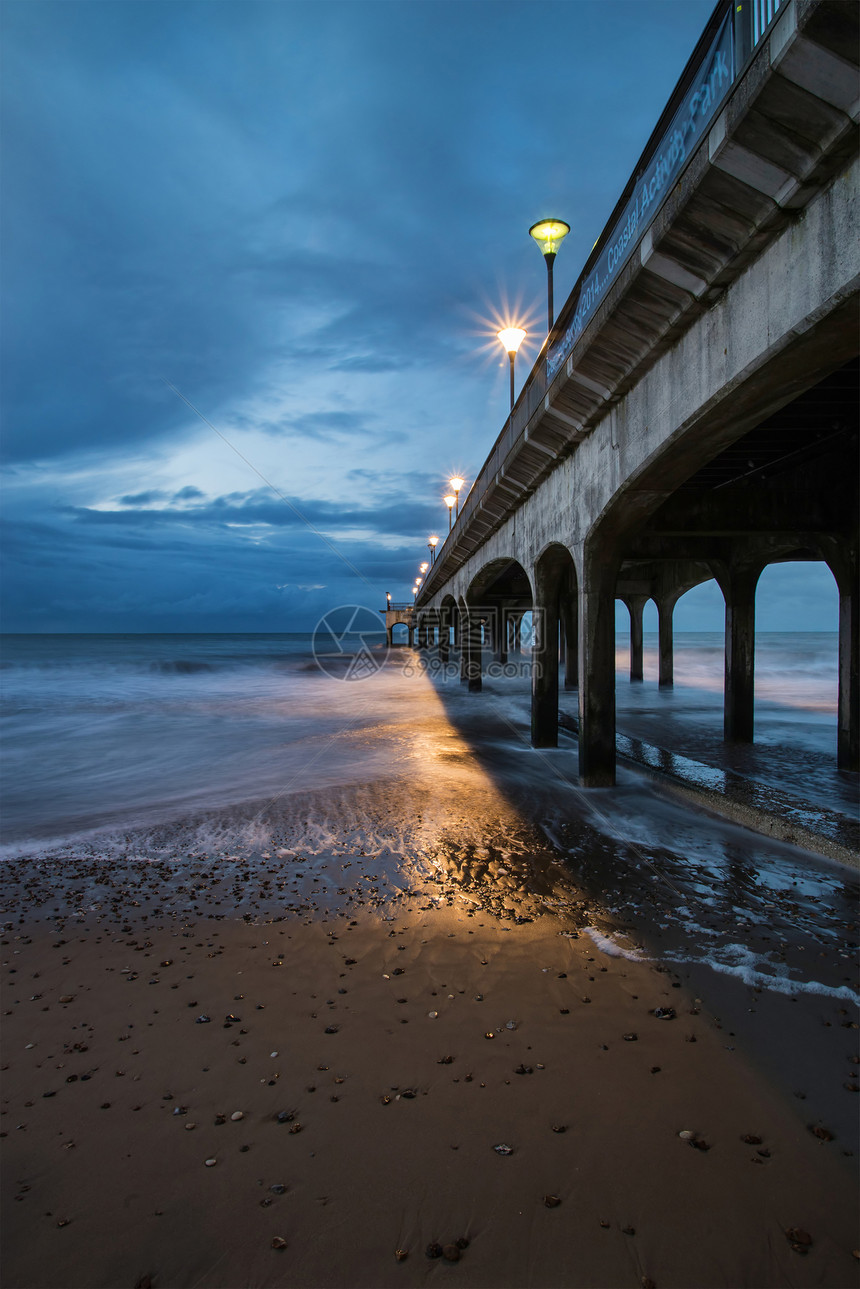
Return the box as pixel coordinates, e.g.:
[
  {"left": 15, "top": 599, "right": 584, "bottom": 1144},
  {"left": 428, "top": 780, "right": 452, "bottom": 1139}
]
[
  {"left": 444, "top": 494, "right": 456, "bottom": 530},
  {"left": 428, "top": 535, "right": 439, "bottom": 563},
  {"left": 529, "top": 218, "right": 570, "bottom": 334},
  {"left": 497, "top": 329, "right": 527, "bottom": 410},
  {"left": 449, "top": 477, "right": 464, "bottom": 518}
]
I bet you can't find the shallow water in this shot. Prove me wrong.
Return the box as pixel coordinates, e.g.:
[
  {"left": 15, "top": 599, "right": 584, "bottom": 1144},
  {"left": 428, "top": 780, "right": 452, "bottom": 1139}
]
[{"left": 2, "top": 632, "right": 857, "bottom": 1007}]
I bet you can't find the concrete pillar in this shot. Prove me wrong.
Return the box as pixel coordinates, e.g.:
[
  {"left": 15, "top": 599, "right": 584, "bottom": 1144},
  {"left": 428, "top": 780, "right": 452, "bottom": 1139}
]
[
  {"left": 723, "top": 565, "right": 762, "bottom": 743},
  {"left": 826, "top": 547, "right": 860, "bottom": 771},
  {"left": 466, "top": 611, "right": 483, "bottom": 692},
  {"left": 624, "top": 594, "right": 648, "bottom": 681},
  {"left": 656, "top": 594, "right": 677, "bottom": 687},
  {"left": 531, "top": 576, "right": 560, "bottom": 748},
  {"left": 561, "top": 596, "right": 578, "bottom": 689},
  {"left": 837, "top": 573, "right": 859, "bottom": 770},
  {"left": 386, "top": 625, "right": 393, "bottom": 648},
  {"left": 439, "top": 612, "right": 449, "bottom": 664},
  {"left": 578, "top": 549, "right": 619, "bottom": 786}
]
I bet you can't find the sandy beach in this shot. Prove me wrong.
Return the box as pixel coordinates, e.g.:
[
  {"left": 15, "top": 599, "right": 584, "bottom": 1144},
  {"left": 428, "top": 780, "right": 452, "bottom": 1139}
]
[{"left": 2, "top": 807, "right": 858, "bottom": 1289}]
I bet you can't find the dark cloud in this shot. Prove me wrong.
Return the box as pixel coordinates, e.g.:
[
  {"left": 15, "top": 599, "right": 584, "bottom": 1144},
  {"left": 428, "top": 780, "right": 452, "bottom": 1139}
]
[{"left": 119, "top": 490, "right": 168, "bottom": 506}]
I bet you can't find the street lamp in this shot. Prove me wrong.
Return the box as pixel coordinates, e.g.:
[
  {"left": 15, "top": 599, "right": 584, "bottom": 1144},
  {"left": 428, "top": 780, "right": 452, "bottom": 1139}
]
[
  {"left": 529, "top": 218, "right": 570, "bottom": 333},
  {"left": 449, "top": 477, "right": 464, "bottom": 518},
  {"left": 497, "top": 328, "right": 527, "bottom": 410},
  {"left": 444, "top": 494, "right": 456, "bottom": 530},
  {"left": 419, "top": 562, "right": 429, "bottom": 575},
  {"left": 428, "top": 535, "right": 439, "bottom": 563}
]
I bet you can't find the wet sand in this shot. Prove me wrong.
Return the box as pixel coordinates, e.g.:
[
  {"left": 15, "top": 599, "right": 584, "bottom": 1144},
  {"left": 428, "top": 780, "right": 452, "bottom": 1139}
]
[{"left": 2, "top": 825, "right": 858, "bottom": 1289}]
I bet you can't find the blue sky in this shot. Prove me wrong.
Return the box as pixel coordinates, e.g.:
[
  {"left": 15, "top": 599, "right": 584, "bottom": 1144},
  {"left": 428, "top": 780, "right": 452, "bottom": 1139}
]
[{"left": 1, "top": 0, "right": 838, "bottom": 633}]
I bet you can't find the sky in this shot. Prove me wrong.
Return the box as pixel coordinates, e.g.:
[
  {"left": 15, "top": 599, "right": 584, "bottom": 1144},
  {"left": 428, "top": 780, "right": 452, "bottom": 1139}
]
[{"left": 1, "top": 0, "right": 839, "bottom": 634}]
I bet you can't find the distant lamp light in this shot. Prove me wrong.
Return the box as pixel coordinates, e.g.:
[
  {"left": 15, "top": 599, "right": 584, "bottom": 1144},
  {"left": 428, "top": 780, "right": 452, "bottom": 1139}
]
[
  {"left": 386, "top": 591, "right": 391, "bottom": 603},
  {"left": 428, "top": 534, "right": 439, "bottom": 563},
  {"left": 444, "top": 494, "right": 456, "bottom": 531},
  {"left": 419, "top": 562, "right": 429, "bottom": 574},
  {"left": 497, "top": 328, "right": 527, "bottom": 410},
  {"left": 529, "top": 218, "right": 570, "bottom": 333}
]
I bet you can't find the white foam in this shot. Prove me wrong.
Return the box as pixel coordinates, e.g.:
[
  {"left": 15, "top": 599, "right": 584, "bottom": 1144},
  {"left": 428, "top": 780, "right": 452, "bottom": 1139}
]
[
  {"left": 664, "top": 942, "right": 860, "bottom": 1003},
  {"left": 582, "top": 926, "right": 646, "bottom": 961}
]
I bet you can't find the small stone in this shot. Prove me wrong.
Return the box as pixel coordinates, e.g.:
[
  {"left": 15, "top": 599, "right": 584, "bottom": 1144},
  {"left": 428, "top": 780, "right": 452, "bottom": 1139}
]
[
  {"left": 185, "top": 1123, "right": 196, "bottom": 1131},
  {"left": 324, "top": 1025, "right": 338, "bottom": 1034},
  {"left": 427, "top": 1012, "right": 438, "bottom": 1019},
  {"left": 786, "top": 1228, "right": 812, "bottom": 1247},
  {"left": 551, "top": 1124, "right": 566, "bottom": 1133},
  {"left": 425, "top": 1243, "right": 443, "bottom": 1259},
  {"left": 442, "top": 1244, "right": 460, "bottom": 1262},
  {"left": 622, "top": 1033, "right": 638, "bottom": 1042},
  {"left": 230, "top": 1111, "right": 244, "bottom": 1121},
  {"left": 56, "top": 1218, "right": 71, "bottom": 1228},
  {"left": 195, "top": 1015, "right": 210, "bottom": 1025},
  {"left": 484, "top": 1032, "right": 495, "bottom": 1040},
  {"left": 678, "top": 1130, "right": 694, "bottom": 1140},
  {"left": 456, "top": 1237, "right": 469, "bottom": 1250},
  {"left": 741, "top": 1134, "right": 762, "bottom": 1145},
  {"left": 270, "top": 1183, "right": 287, "bottom": 1194},
  {"left": 276, "top": 1111, "right": 294, "bottom": 1123},
  {"left": 58, "top": 996, "right": 74, "bottom": 1004},
  {"left": 652, "top": 1007, "right": 676, "bottom": 1020},
  {"left": 493, "top": 1143, "right": 513, "bottom": 1155},
  {"left": 204, "top": 1158, "right": 217, "bottom": 1167},
  {"left": 270, "top": 1051, "right": 278, "bottom": 1058},
  {"left": 599, "top": 1219, "right": 610, "bottom": 1229},
  {"left": 543, "top": 1194, "right": 561, "bottom": 1208},
  {"left": 809, "top": 1124, "right": 833, "bottom": 1141},
  {"left": 271, "top": 1236, "right": 288, "bottom": 1250},
  {"left": 394, "top": 1249, "right": 408, "bottom": 1262},
  {"left": 622, "top": 1226, "right": 636, "bottom": 1236}
]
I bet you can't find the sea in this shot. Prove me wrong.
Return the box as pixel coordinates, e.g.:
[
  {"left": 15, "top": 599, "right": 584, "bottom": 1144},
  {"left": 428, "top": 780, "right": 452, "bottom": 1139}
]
[{"left": 2, "top": 631, "right": 857, "bottom": 1047}]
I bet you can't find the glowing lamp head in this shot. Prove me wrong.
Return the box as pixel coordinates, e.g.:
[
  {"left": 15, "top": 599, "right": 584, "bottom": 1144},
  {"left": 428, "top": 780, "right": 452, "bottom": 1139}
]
[
  {"left": 529, "top": 218, "right": 570, "bottom": 260},
  {"left": 449, "top": 477, "right": 464, "bottom": 493},
  {"left": 428, "top": 535, "right": 439, "bottom": 547},
  {"left": 444, "top": 495, "right": 456, "bottom": 509},
  {"left": 497, "top": 328, "right": 526, "bottom": 355},
  {"left": 419, "top": 562, "right": 429, "bottom": 573},
  {"left": 415, "top": 577, "right": 422, "bottom": 586}
]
